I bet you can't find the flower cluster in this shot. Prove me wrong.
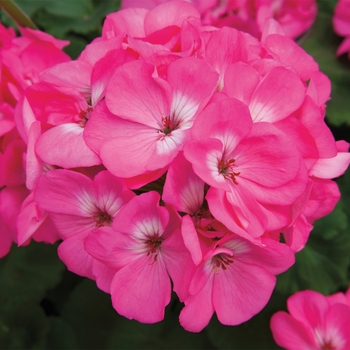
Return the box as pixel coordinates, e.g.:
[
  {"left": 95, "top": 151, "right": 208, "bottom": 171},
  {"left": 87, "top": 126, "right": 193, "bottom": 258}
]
[
  {"left": 122, "top": 0, "right": 318, "bottom": 39},
  {"left": 333, "top": 0, "right": 350, "bottom": 58},
  {"left": 0, "top": 23, "right": 70, "bottom": 257},
  {"left": 270, "top": 288, "right": 350, "bottom": 350},
  {"left": 1, "top": 1, "right": 349, "bottom": 332}
]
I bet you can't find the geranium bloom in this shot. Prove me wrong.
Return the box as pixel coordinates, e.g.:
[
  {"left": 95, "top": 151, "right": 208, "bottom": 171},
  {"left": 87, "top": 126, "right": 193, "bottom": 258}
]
[
  {"left": 179, "top": 234, "right": 295, "bottom": 332},
  {"left": 184, "top": 97, "right": 308, "bottom": 239},
  {"left": 122, "top": 0, "right": 317, "bottom": 39},
  {"left": 333, "top": 0, "right": 350, "bottom": 58},
  {"left": 270, "top": 289, "right": 350, "bottom": 349},
  {"left": 85, "top": 57, "right": 219, "bottom": 178},
  {"left": 34, "top": 169, "right": 135, "bottom": 280},
  {"left": 85, "top": 191, "right": 193, "bottom": 323}
]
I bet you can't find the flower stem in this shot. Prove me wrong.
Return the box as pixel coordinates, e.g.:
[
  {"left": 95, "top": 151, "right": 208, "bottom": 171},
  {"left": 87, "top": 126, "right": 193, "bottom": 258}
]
[{"left": 0, "top": 0, "right": 37, "bottom": 29}]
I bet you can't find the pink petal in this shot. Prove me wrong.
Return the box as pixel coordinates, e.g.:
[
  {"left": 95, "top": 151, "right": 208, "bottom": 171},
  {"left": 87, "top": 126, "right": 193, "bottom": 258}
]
[
  {"left": 223, "top": 62, "right": 260, "bottom": 105},
  {"left": 270, "top": 311, "right": 318, "bottom": 350},
  {"left": 105, "top": 60, "right": 171, "bottom": 128},
  {"left": 40, "top": 61, "right": 92, "bottom": 96},
  {"left": 265, "top": 34, "right": 319, "bottom": 81},
  {"left": 102, "top": 8, "right": 148, "bottom": 38},
  {"left": 213, "top": 260, "right": 276, "bottom": 325},
  {"left": 36, "top": 123, "right": 101, "bottom": 168},
  {"left": 144, "top": 1, "right": 200, "bottom": 37},
  {"left": 34, "top": 169, "right": 96, "bottom": 216},
  {"left": 287, "top": 290, "right": 330, "bottom": 330},
  {"left": 249, "top": 66, "right": 305, "bottom": 122},
  {"left": 111, "top": 254, "right": 171, "bottom": 323},
  {"left": 58, "top": 232, "right": 95, "bottom": 279},
  {"left": 91, "top": 49, "right": 136, "bottom": 106},
  {"left": 179, "top": 273, "right": 215, "bottom": 332},
  {"left": 163, "top": 152, "right": 204, "bottom": 214},
  {"left": 181, "top": 215, "right": 203, "bottom": 266}
]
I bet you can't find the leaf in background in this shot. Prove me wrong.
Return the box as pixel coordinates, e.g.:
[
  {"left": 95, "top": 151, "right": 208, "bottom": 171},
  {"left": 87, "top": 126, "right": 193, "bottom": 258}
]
[
  {"left": 62, "top": 280, "right": 215, "bottom": 350},
  {"left": 61, "top": 279, "right": 120, "bottom": 349},
  {"left": 276, "top": 197, "right": 350, "bottom": 295},
  {"left": 301, "top": 12, "right": 350, "bottom": 126},
  {"left": 0, "top": 243, "right": 65, "bottom": 349},
  {"left": 44, "top": 317, "right": 79, "bottom": 349},
  {"left": 0, "top": 303, "right": 48, "bottom": 349},
  {"left": 316, "top": 0, "right": 338, "bottom": 13},
  {"left": 0, "top": 243, "right": 64, "bottom": 312}
]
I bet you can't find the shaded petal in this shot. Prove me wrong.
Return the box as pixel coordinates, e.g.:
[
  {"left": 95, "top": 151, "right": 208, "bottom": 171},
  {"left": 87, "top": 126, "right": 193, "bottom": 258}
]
[
  {"left": 270, "top": 311, "right": 318, "bottom": 350},
  {"left": 111, "top": 254, "right": 170, "bottom": 323},
  {"left": 213, "top": 260, "right": 275, "bottom": 325},
  {"left": 249, "top": 66, "right": 305, "bottom": 122},
  {"left": 58, "top": 232, "right": 95, "bottom": 279},
  {"left": 36, "top": 123, "right": 101, "bottom": 168}
]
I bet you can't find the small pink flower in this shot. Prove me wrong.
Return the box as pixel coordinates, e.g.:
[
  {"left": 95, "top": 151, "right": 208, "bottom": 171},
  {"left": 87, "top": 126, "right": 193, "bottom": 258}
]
[
  {"left": 271, "top": 289, "right": 350, "bottom": 350},
  {"left": 34, "top": 169, "right": 135, "bottom": 279},
  {"left": 85, "top": 191, "right": 193, "bottom": 323},
  {"left": 333, "top": 0, "right": 350, "bottom": 58}
]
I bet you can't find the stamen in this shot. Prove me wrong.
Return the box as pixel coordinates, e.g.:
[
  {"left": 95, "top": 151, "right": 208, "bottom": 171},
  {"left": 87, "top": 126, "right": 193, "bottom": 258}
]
[
  {"left": 218, "top": 158, "right": 240, "bottom": 184},
  {"left": 146, "top": 237, "right": 163, "bottom": 261},
  {"left": 94, "top": 212, "right": 112, "bottom": 228},
  {"left": 78, "top": 106, "right": 93, "bottom": 127},
  {"left": 212, "top": 253, "right": 234, "bottom": 273},
  {"left": 160, "top": 114, "right": 178, "bottom": 135}
]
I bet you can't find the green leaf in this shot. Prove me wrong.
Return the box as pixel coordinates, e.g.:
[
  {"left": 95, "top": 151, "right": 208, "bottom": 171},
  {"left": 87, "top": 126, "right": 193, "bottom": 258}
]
[
  {"left": 61, "top": 279, "right": 120, "bottom": 349},
  {"left": 276, "top": 199, "right": 350, "bottom": 295},
  {"left": 44, "top": 317, "right": 79, "bottom": 349},
  {"left": 301, "top": 12, "right": 350, "bottom": 126},
  {"left": 316, "top": 0, "right": 338, "bottom": 13},
  {"left": 0, "top": 303, "right": 48, "bottom": 350},
  {"left": 0, "top": 242, "right": 65, "bottom": 314}
]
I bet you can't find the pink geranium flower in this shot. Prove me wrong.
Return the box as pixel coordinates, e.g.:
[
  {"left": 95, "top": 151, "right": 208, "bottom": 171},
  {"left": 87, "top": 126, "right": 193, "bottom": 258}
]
[
  {"left": 85, "top": 191, "right": 193, "bottom": 323},
  {"left": 271, "top": 289, "right": 350, "bottom": 350},
  {"left": 184, "top": 97, "right": 308, "bottom": 239},
  {"left": 333, "top": 0, "right": 350, "bottom": 58},
  {"left": 179, "top": 234, "right": 295, "bottom": 332},
  {"left": 122, "top": 0, "right": 317, "bottom": 39},
  {"left": 34, "top": 169, "right": 135, "bottom": 279},
  {"left": 85, "top": 57, "right": 218, "bottom": 178}
]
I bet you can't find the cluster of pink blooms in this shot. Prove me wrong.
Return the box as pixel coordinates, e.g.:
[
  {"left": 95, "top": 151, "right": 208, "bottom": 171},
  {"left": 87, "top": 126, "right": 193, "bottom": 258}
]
[
  {"left": 122, "top": 0, "right": 318, "bottom": 39},
  {"left": 0, "top": 24, "right": 70, "bottom": 257},
  {"left": 271, "top": 288, "right": 350, "bottom": 350},
  {"left": 333, "top": 0, "right": 350, "bottom": 58},
  {"left": 1, "top": 0, "right": 350, "bottom": 333}
]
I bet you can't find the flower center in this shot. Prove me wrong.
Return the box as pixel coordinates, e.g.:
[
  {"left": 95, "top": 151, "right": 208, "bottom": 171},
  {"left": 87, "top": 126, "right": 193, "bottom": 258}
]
[
  {"left": 218, "top": 158, "right": 240, "bottom": 184},
  {"left": 78, "top": 106, "right": 93, "bottom": 127},
  {"left": 212, "top": 253, "right": 234, "bottom": 273},
  {"left": 94, "top": 212, "right": 112, "bottom": 228},
  {"left": 146, "top": 236, "right": 163, "bottom": 261},
  {"left": 321, "top": 342, "right": 336, "bottom": 350},
  {"left": 160, "top": 114, "right": 178, "bottom": 135}
]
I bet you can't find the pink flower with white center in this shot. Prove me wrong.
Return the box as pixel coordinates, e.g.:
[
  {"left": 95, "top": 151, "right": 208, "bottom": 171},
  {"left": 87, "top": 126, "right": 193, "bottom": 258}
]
[
  {"left": 179, "top": 233, "right": 295, "bottom": 332},
  {"left": 184, "top": 97, "right": 307, "bottom": 238},
  {"left": 34, "top": 169, "right": 135, "bottom": 279},
  {"left": 270, "top": 289, "right": 350, "bottom": 350},
  {"left": 85, "top": 191, "right": 193, "bottom": 323},
  {"left": 86, "top": 57, "right": 218, "bottom": 178},
  {"left": 333, "top": 0, "right": 350, "bottom": 58}
]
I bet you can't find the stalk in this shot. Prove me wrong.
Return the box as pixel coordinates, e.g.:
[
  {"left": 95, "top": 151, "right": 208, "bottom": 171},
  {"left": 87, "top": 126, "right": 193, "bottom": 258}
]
[{"left": 0, "top": 0, "right": 37, "bottom": 29}]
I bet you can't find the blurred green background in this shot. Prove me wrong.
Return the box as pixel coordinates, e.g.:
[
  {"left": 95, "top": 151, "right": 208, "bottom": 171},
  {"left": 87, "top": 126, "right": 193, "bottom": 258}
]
[{"left": 0, "top": 0, "right": 349, "bottom": 348}]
